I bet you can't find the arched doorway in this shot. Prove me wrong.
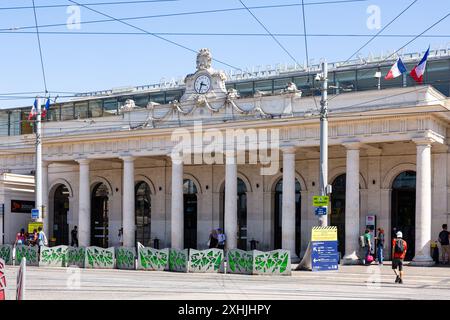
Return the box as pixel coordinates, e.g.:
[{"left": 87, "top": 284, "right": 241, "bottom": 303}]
[
  {"left": 91, "top": 183, "right": 109, "bottom": 248},
  {"left": 330, "top": 174, "right": 346, "bottom": 256},
  {"left": 53, "top": 185, "right": 70, "bottom": 245},
  {"left": 274, "top": 179, "right": 301, "bottom": 255},
  {"left": 183, "top": 179, "right": 197, "bottom": 249},
  {"left": 391, "top": 171, "right": 416, "bottom": 261},
  {"left": 220, "top": 178, "right": 248, "bottom": 250},
  {"left": 135, "top": 181, "right": 151, "bottom": 246}
]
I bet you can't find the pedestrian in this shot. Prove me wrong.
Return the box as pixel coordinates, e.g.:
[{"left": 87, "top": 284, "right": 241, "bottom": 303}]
[
  {"left": 71, "top": 226, "right": 79, "bottom": 247},
  {"left": 363, "top": 229, "right": 373, "bottom": 265},
  {"left": 14, "top": 228, "right": 26, "bottom": 246},
  {"left": 37, "top": 226, "right": 48, "bottom": 254},
  {"left": 208, "top": 229, "right": 218, "bottom": 249},
  {"left": 217, "top": 228, "right": 226, "bottom": 250},
  {"left": 30, "top": 229, "right": 38, "bottom": 247},
  {"left": 392, "top": 231, "right": 408, "bottom": 284},
  {"left": 375, "top": 228, "right": 385, "bottom": 265},
  {"left": 438, "top": 224, "right": 450, "bottom": 264},
  {"left": 118, "top": 228, "right": 123, "bottom": 246}
]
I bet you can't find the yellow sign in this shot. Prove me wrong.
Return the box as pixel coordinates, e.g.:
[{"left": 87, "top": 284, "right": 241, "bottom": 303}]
[
  {"left": 313, "top": 196, "right": 329, "bottom": 207},
  {"left": 28, "top": 222, "right": 43, "bottom": 234},
  {"left": 311, "top": 226, "right": 338, "bottom": 241}
]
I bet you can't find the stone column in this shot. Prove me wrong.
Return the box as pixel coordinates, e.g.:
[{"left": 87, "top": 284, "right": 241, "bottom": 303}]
[
  {"left": 282, "top": 147, "right": 298, "bottom": 261},
  {"left": 224, "top": 151, "right": 238, "bottom": 250},
  {"left": 171, "top": 154, "right": 184, "bottom": 249},
  {"left": 77, "top": 159, "right": 90, "bottom": 247},
  {"left": 411, "top": 138, "right": 434, "bottom": 266},
  {"left": 121, "top": 156, "right": 135, "bottom": 248},
  {"left": 42, "top": 161, "right": 50, "bottom": 237},
  {"left": 343, "top": 143, "right": 361, "bottom": 264}
]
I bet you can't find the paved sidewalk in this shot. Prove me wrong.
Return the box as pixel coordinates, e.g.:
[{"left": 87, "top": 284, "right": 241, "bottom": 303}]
[{"left": 3, "top": 264, "right": 450, "bottom": 300}]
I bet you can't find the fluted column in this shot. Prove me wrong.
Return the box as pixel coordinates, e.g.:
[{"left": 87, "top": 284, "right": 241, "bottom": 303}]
[
  {"left": 121, "top": 156, "right": 136, "bottom": 247},
  {"left": 411, "top": 138, "right": 434, "bottom": 266},
  {"left": 171, "top": 154, "right": 184, "bottom": 249},
  {"left": 282, "top": 147, "right": 297, "bottom": 260},
  {"left": 343, "top": 143, "right": 361, "bottom": 264},
  {"left": 77, "top": 159, "right": 90, "bottom": 247},
  {"left": 224, "top": 151, "right": 238, "bottom": 250}
]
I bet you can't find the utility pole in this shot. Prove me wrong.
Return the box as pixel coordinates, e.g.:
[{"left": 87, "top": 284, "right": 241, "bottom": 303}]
[
  {"left": 319, "top": 61, "right": 328, "bottom": 227},
  {"left": 35, "top": 97, "right": 43, "bottom": 223}
]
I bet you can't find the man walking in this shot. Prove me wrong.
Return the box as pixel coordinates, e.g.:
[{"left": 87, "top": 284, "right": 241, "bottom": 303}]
[
  {"left": 392, "top": 231, "right": 407, "bottom": 284},
  {"left": 71, "top": 226, "right": 79, "bottom": 247},
  {"left": 438, "top": 224, "right": 450, "bottom": 264}
]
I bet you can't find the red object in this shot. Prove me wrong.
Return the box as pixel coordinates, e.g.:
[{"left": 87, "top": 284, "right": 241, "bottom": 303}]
[
  {"left": 0, "top": 259, "right": 6, "bottom": 300},
  {"left": 392, "top": 239, "right": 408, "bottom": 259},
  {"left": 366, "top": 254, "right": 374, "bottom": 263}
]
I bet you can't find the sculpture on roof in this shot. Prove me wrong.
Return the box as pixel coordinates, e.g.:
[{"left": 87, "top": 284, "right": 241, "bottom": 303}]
[{"left": 196, "top": 48, "right": 212, "bottom": 70}]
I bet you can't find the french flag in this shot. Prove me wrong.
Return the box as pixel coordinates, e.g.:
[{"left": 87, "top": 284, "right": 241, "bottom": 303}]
[
  {"left": 385, "top": 57, "right": 406, "bottom": 80},
  {"left": 410, "top": 47, "right": 430, "bottom": 84},
  {"left": 28, "top": 99, "right": 38, "bottom": 121},
  {"left": 41, "top": 98, "right": 51, "bottom": 118}
]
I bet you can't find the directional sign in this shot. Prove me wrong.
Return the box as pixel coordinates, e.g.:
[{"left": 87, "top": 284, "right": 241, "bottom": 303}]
[
  {"left": 312, "top": 196, "right": 329, "bottom": 207},
  {"left": 315, "top": 207, "right": 327, "bottom": 216},
  {"left": 31, "top": 209, "right": 39, "bottom": 220},
  {"left": 311, "top": 241, "right": 339, "bottom": 271}
]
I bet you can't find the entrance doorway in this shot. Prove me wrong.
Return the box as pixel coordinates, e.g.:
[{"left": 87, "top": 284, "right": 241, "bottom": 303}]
[
  {"left": 135, "top": 181, "right": 151, "bottom": 247},
  {"left": 330, "top": 174, "right": 346, "bottom": 257},
  {"left": 274, "top": 179, "right": 301, "bottom": 255},
  {"left": 53, "top": 185, "right": 69, "bottom": 245},
  {"left": 91, "top": 183, "right": 109, "bottom": 248},
  {"left": 391, "top": 171, "right": 416, "bottom": 261},
  {"left": 183, "top": 179, "right": 197, "bottom": 249}
]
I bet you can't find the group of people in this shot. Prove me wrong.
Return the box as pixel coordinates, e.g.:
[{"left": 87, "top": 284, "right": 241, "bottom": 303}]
[
  {"left": 208, "top": 228, "right": 226, "bottom": 249},
  {"left": 14, "top": 227, "right": 48, "bottom": 254}
]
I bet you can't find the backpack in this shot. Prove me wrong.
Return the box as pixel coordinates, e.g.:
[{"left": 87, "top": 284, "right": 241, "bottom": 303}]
[
  {"left": 394, "top": 239, "right": 404, "bottom": 254},
  {"left": 359, "top": 235, "right": 365, "bottom": 247},
  {"left": 439, "top": 231, "right": 449, "bottom": 244},
  {"left": 218, "top": 233, "right": 226, "bottom": 245}
]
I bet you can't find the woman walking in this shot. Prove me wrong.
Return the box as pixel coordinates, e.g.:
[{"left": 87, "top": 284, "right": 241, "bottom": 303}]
[{"left": 376, "top": 228, "right": 385, "bottom": 265}]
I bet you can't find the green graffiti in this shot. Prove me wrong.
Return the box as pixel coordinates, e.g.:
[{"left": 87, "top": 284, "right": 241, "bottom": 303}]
[
  {"left": 116, "top": 247, "right": 136, "bottom": 270},
  {"left": 227, "top": 249, "right": 253, "bottom": 274},
  {"left": 40, "top": 246, "right": 68, "bottom": 267},
  {"left": 189, "top": 249, "right": 224, "bottom": 273},
  {"left": 66, "top": 247, "right": 85, "bottom": 268},
  {"left": 253, "top": 250, "right": 291, "bottom": 275},
  {"left": 0, "top": 245, "right": 13, "bottom": 265},
  {"left": 137, "top": 243, "right": 169, "bottom": 271},
  {"left": 85, "top": 246, "right": 115, "bottom": 269},
  {"left": 169, "top": 249, "right": 188, "bottom": 272},
  {"left": 15, "top": 245, "right": 39, "bottom": 266}
]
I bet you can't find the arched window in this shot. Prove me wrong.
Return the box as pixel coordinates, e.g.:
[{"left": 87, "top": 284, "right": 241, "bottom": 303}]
[
  {"left": 237, "top": 178, "right": 247, "bottom": 250},
  {"left": 91, "top": 183, "right": 109, "bottom": 248},
  {"left": 135, "top": 181, "right": 151, "bottom": 246},
  {"left": 183, "top": 179, "right": 198, "bottom": 249},
  {"left": 330, "top": 174, "right": 346, "bottom": 256},
  {"left": 53, "top": 185, "right": 70, "bottom": 245}
]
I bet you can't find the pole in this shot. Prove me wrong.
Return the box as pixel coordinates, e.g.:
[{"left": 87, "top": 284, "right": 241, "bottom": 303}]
[
  {"left": 319, "top": 61, "right": 328, "bottom": 227},
  {"left": 35, "top": 97, "right": 43, "bottom": 223}
]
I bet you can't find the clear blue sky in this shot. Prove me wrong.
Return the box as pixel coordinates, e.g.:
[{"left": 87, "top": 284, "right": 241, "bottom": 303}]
[{"left": 0, "top": 0, "right": 449, "bottom": 108}]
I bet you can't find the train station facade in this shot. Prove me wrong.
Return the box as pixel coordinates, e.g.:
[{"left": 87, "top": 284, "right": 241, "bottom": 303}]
[{"left": 0, "top": 48, "right": 450, "bottom": 265}]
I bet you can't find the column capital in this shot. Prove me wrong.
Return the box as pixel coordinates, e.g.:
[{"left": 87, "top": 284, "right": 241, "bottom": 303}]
[
  {"left": 281, "top": 146, "right": 296, "bottom": 154},
  {"left": 120, "top": 155, "right": 136, "bottom": 162},
  {"left": 342, "top": 141, "right": 361, "bottom": 150},
  {"left": 412, "top": 137, "right": 435, "bottom": 146},
  {"left": 41, "top": 160, "right": 50, "bottom": 167},
  {"left": 76, "top": 158, "right": 90, "bottom": 165}
]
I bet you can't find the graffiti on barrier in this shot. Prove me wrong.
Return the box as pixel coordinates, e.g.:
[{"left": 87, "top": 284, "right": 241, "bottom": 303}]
[
  {"left": 39, "top": 246, "right": 68, "bottom": 267},
  {"left": 137, "top": 243, "right": 169, "bottom": 271},
  {"left": 15, "top": 245, "right": 39, "bottom": 266},
  {"left": 169, "top": 249, "right": 188, "bottom": 272},
  {"left": 0, "top": 245, "right": 13, "bottom": 265},
  {"left": 85, "top": 246, "right": 115, "bottom": 269},
  {"left": 0, "top": 258, "right": 6, "bottom": 300},
  {"left": 188, "top": 249, "right": 223, "bottom": 273},
  {"left": 115, "top": 247, "right": 136, "bottom": 270},
  {"left": 66, "top": 247, "right": 85, "bottom": 268},
  {"left": 226, "top": 249, "right": 253, "bottom": 275},
  {"left": 252, "top": 249, "right": 291, "bottom": 275}
]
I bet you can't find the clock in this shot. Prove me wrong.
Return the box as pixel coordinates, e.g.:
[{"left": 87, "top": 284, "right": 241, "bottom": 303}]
[{"left": 194, "top": 74, "right": 211, "bottom": 94}]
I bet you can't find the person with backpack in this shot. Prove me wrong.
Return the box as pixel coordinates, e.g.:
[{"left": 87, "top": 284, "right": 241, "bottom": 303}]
[
  {"left": 217, "top": 228, "right": 226, "bottom": 250},
  {"left": 363, "top": 229, "right": 373, "bottom": 265},
  {"left": 438, "top": 224, "right": 450, "bottom": 264},
  {"left": 392, "top": 231, "right": 408, "bottom": 284}
]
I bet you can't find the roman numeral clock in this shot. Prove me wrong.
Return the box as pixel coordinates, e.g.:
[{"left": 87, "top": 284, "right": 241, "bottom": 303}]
[{"left": 180, "top": 48, "right": 228, "bottom": 104}]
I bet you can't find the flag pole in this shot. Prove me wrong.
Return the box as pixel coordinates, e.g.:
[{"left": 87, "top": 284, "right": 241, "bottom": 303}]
[{"left": 35, "top": 97, "right": 43, "bottom": 223}]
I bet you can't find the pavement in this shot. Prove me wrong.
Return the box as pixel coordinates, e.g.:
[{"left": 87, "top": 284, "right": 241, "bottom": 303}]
[{"left": 2, "top": 263, "right": 450, "bottom": 300}]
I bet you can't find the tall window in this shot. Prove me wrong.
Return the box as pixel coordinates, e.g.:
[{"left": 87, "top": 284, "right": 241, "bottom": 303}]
[{"left": 135, "top": 182, "right": 151, "bottom": 246}]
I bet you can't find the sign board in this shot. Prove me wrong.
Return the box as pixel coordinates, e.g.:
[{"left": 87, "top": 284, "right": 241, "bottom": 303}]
[
  {"left": 31, "top": 209, "right": 39, "bottom": 220},
  {"left": 28, "top": 222, "right": 43, "bottom": 234},
  {"left": 11, "top": 200, "right": 35, "bottom": 214},
  {"left": 311, "top": 226, "right": 339, "bottom": 272},
  {"left": 312, "top": 196, "right": 329, "bottom": 207},
  {"left": 314, "top": 207, "right": 327, "bottom": 216}
]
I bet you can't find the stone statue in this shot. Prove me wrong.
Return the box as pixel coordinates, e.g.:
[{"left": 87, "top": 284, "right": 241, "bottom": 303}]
[{"left": 196, "top": 48, "right": 212, "bottom": 70}]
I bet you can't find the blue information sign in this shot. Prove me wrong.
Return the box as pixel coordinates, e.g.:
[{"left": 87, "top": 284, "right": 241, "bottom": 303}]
[
  {"left": 314, "top": 207, "right": 327, "bottom": 216},
  {"left": 31, "top": 209, "right": 39, "bottom": 220},
  {"left": 311, "top": 241, "right": 339, "bottom": 271}
]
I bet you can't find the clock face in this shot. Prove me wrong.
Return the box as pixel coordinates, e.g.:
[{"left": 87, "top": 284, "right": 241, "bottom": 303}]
[{"left": 194, "top": 74, "right": 211, "bottom": 94}]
